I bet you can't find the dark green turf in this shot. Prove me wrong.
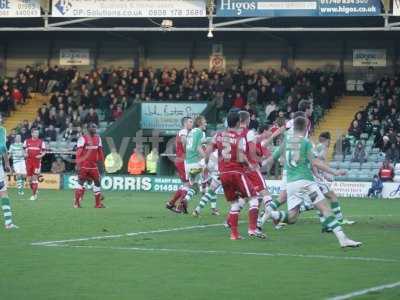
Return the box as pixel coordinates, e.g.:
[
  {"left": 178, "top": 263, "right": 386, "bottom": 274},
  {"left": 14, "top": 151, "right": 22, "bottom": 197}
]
[{"left": 0, "top": 190, "right": 399, "bottom": 300}]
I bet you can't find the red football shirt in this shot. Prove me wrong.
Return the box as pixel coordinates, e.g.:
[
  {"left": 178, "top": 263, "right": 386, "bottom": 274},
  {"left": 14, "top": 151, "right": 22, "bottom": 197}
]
[
  {"left": 76, "top": 134, "right": 104, "bottom": 169},
  {"left": 24, "top": 138, "right": 45, "bottom": 162},
  {"left": 175, "top": 129, "right": 188, "bottom": 163},
  {"left": 212, "top": 130, "right": 246, "bottom": 173}
]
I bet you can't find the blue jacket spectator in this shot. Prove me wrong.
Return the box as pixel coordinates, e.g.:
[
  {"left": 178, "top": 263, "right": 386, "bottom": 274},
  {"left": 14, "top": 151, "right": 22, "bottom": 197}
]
[{"left": 368, "top": 175, "right": 383, "bottom": 197}]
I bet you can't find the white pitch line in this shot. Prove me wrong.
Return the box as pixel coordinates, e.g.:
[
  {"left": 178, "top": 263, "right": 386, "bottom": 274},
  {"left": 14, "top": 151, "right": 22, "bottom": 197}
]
[
  {"left": 327, "top": 281, "right": 400, "bottom": 300},
  {"left": 41, "top": 244, "right": 400, "bottom": 263},
  {"left": 30, "top": 223, "right": 226, "bottom": 246}
]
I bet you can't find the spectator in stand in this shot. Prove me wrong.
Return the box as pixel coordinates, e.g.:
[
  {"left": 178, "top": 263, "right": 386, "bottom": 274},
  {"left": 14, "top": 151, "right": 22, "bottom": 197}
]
[
  {"left": 44, "top": 124, "right": 57, "bottom": 142},
  {"left": 112, "top": 104, "right": 123, "bottom": 121},
  {"left": 379, "top": 160, "right": 394, "bottom": 182},
  {"left": 348, "top": 120, "right": 362, "bottom": 140},
  {"left": 248, "top": 111, "right": 259, "bottom": 130},
  {"left": 381, "top": 136, "right": 391, "bottom": 153},
  {"left": 232, "top": 92, "right": 245, "bottom": 109},
  {"left": 275, "top": 110, "right": 287, "bottom": 127},
  {"left": 386, "top": 143, "right": 400, "bottom": 164},
  {"left": 352, "top": 141, "right": 367, "bottom": 163},
  {"left": 84, "top": 108, "right": 99, "bottom": 125},
  {"left": 367, "top": 175, "right": 383, "bottom": 197},
  {"left": 265, "top": 100, "right": 277, "bottom": 121},
  {"left": 51, "top": 157, "right": 66, "bottom": 174},
  {"left": 363, "top": 67, "right": 376, "bottom": 96},
  {"left": 11, "top": 87, "right": 23, "bottom": 105}
]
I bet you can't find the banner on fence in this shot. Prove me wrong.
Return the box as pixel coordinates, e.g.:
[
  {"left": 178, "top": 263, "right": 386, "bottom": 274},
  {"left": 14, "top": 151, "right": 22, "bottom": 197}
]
[
  {"left": 7, "top": 173, "right": 61, "bottom": 190},
  {"left": 141, "top": 102, "right": 207, "bottom": 130},
  {"left": 60, "top": 49, "right": 90, "bottom": 66},
  {"left": 62, "top": 174, "right": 400, "bottom": 199},
  {"left": 0, "top": 0, "right": 40, "bottom": 18},
  {"left": 52, "top": 0, "right": 206, "bottom": 18},
  {"left": 353, "top": 49, "right": 387, "bottom": 67},
  {"left": 216, "top": 0, "right": 380, "bottom": 17}
]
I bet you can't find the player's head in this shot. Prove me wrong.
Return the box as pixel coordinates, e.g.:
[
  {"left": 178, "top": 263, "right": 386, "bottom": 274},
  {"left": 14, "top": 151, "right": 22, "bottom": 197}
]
[
  {"left": 15, "top": 134, "right": 21, "bottom": 143},
  {"left": 293, "top": 111, "right": 306, "bottom": 119},
  {"left": 194, "top": 115, "right": 207, "bottom": 130},
  {"left": 88, "top": 123, "right": 98, "bottom": 135},
  {"left": 298, "top": 99, "right": 313, "bottom": 117},
  {"left": 227, "top": 111, "right": 240, "bottom": 129},
  {"left": 181, "top": 117, "right": 193, "bottom": 130},
  {"left": 258, "top": 124, "right": 272, "bottom": 139},
  {"left": 239, "top": 110, "right": 250, "bottom": 128},
  {"left": 258, "top": 124, "right": 270, "bottom": 134},
  {"left": 319, "top": 131, "right": 331, "bottom": 146},
  {"left": 31, "top": 128, "right": 39, "bottom": 139},
  {"left": 293, "top": 116, "right": 307, "bottom": 135}
]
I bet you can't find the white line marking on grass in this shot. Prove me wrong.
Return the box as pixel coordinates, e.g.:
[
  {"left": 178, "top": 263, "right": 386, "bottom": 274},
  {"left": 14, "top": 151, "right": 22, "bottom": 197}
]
[
  {"left": 30, "top": 223, "right": 226, "bottom": 246},
  {"left": 327, "top": 281, "right": 400, "bottom": 300},
  {"left": 41, "top": 244, "right": 400, "bottom": 263},
  {"left": 302, "top": 214, "right": 399, "bottom": 220}
]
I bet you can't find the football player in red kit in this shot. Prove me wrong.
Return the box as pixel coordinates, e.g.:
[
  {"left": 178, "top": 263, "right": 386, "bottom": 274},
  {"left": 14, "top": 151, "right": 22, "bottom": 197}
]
[
  {"left": 24, "top": 129, "right": 45, "bottom": 201},
  {"left": 207, "top": 111, "right": 262, "bottom": 240},
  {"left": 166, "top": 117, "right": 193, "bottom": 212},
  {"left": 74, "top": 123, "right": 105, "bottom": 208}
]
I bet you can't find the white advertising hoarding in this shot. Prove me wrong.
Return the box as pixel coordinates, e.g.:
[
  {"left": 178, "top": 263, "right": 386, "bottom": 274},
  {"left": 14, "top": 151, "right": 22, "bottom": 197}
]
[
  {"left": 59, "top": 49, "right": 90, "bottom": 66},
  {"left": 0, "top": 0, "right": 40, "bottom": 17},
  {"left": 52, "top": 0, "right": 206, "bottom": 18},
  {"left": 353, "top": 49, "right": 387, "bottom": 67}
]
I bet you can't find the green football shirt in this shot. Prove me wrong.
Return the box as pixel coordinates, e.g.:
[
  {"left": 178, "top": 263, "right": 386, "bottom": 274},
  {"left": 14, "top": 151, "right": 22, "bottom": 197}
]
[
  {"left": 283, "top": 134, "right": 315, "bottom": 182},
  {"left": 185, "top": 128, "right": 205, "bottom": 164}
]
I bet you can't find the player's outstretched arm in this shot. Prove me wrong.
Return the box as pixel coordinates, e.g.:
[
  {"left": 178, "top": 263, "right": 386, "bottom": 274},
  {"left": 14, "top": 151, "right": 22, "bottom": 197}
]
[{"left": 311, "top": 158, "right": 345, "bottom": 177}]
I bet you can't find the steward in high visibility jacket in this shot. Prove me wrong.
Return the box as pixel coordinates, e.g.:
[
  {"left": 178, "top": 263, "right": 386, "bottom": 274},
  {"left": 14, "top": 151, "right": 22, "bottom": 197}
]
[
  {"left": 146, "top": 148, "right": 159, "bottom": 174},
  {"left": 104, "top": 150, "right": 123, "bottom": 173},
  {"left": 128, "top": 148, "right": 146, "bottom": 175}
]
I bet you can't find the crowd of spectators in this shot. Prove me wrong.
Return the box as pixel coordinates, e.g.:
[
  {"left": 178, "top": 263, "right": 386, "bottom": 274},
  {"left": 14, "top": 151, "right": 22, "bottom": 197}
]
[
  {"left": 346, "top": 73, "right": 400, "bottom": 182},
  {"left": 348, "top": 74, "right": 400, "bottom": 163},
  {"left": 2, "top": 65, "right": 345, "bottom": 173}
]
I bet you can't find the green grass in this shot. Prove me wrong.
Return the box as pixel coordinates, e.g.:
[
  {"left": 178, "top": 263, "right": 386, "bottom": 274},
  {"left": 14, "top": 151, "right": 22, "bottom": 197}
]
[{"left": 1, "top": 190, "right": 400, "bottom": 300}]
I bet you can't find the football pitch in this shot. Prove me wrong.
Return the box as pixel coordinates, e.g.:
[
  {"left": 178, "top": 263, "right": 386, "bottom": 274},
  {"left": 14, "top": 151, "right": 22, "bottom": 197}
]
[{"left": 1, "top": 190, "right": 400, "bottom": 300}]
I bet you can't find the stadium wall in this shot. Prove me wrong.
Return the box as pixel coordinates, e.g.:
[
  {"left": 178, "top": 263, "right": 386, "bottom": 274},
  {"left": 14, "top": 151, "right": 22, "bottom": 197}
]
[
  {"left": 59, "top": 174, "right": 400, "bottom": 199},
  {"left": 0, "top": 34, "right": 397, "bottom": 79}
]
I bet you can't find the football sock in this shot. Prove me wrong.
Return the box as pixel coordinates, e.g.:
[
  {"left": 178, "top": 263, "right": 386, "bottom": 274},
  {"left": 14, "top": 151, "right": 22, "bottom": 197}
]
[
  {"left": 322, "top": 215, "right": 342, "bottom": 232},
  {"left": 228, "top": 211, "right": 240, "bottom": 237},
  {"left": 93, "top": 186, "right": 102, "bottom": 207},
  {"left": 169, "top": 188, "right": 183, "bottom": 205},
  {"left": 74, "top": 184, "right": 85, "bottom": 206},
  {"left": 269, "top": 199, "right": 281, "bottom": 210},
  {"left": 318, "top": 212, "right": 326, "bottom": 224},
  {"left": 16, "top": 176, "right": 24, "bottom": 192},
  {"left": 184, "top": 188, "right": 196, "bottom": 202},
  {"left": 209, "top": 190, "right": 217, "bottom": 209},
  {"left": 248, "top": 198, "right": 259, "bottom": 233},
  {"left": 331, "top": 202, "right": 344, "bottom": 222},
  {"left": 31, "top": 181, "right": 38, "bottom": 196},
  {"left": 1, "top": 197, "right": 13, "bottom": 226}
]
